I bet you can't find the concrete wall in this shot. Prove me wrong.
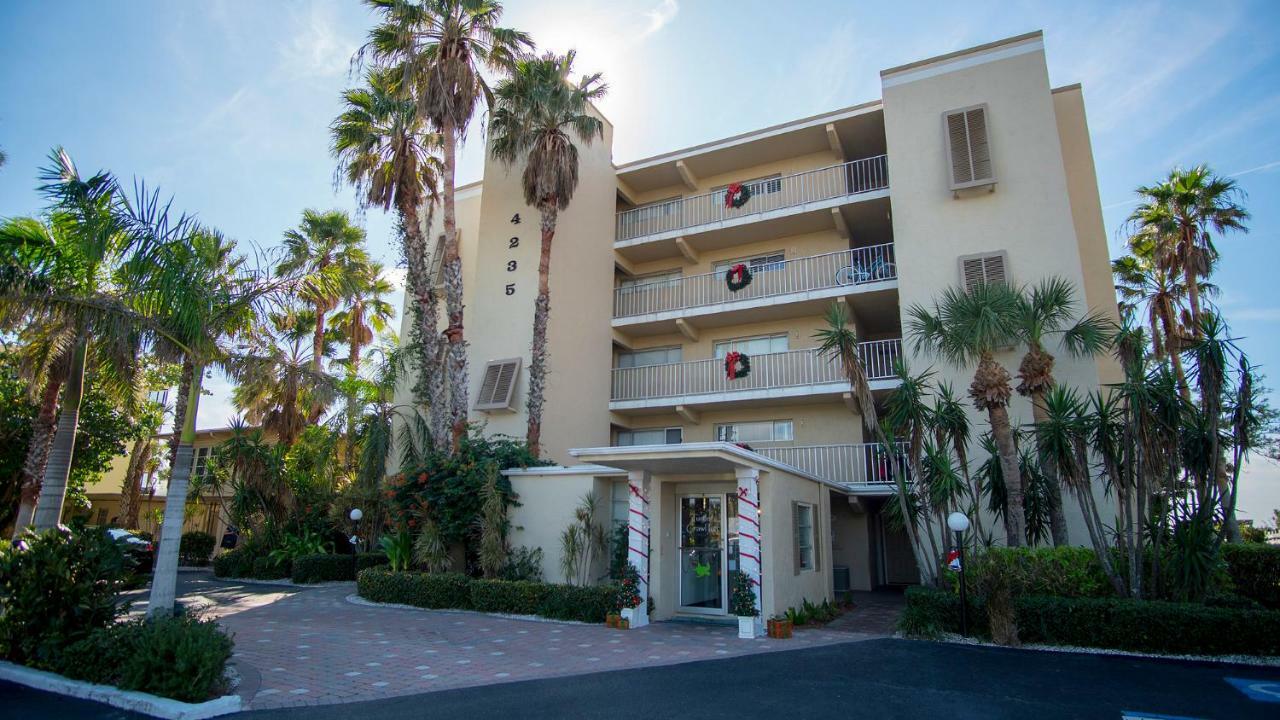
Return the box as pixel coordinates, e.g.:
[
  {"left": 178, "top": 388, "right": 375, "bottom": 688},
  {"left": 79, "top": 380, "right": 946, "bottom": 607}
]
[
  {"left": 829, "top": 495, "right": 875, "bottom": 591},
  {"left": 761, "top": 469, "right": 833, "bottom": 616},
  {"left": 611, "top": 402, "right": 865, "bottom": 448},
  {"left": 506, "top": 472, "right": 618, "bottom": 585}
]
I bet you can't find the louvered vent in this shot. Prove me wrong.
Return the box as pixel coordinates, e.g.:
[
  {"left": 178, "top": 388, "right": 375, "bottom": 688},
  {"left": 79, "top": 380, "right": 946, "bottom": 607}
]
[
  {"left": 959, "top": 252, "right": 1009, "bottom": 292},
  {"left": 475, "top": 357, "right": 522, "bottom": 411},
  {"left": 944, "top": 105, "right": 995, "bottom": 190}
]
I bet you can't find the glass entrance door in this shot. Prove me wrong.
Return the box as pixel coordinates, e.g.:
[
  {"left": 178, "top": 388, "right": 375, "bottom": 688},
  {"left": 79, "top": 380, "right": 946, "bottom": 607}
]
[{"left": 678, "top": 495, "right": 727, "bottom": 614}]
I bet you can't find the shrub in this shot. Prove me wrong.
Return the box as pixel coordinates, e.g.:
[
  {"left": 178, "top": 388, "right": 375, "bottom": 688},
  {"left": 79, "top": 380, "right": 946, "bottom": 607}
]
[
  {"left": 292, "top": 554, "right": 355, "bottom": 584},
  {"left": 1222, "top": 543, "right": 1280, "bottom": 609},
  {"left": 212, "top": 547, "right": 254, "bottom": 579},
  {"left": 500, "top": 546, "right": 544, "bottom": 582},
  {"left": 356, "top": 567, "right": 621, "bottom": 623},
  {"left": 251, "top": 555, "right": 289, "bottom": 580},
  {"left": 0, "top": 526, "right": 131, "bottom": 668},
  {"left": 179, "top": 532, "right": 216, "bottom": 566},
  {"left": 950, "top": 546, "right": 1111, "bottom": 599},
  {"left": 470, "top": 579, "right": 550, "bottom": 614},
  {"left": 60, "top": 615, "right": 233, "bottom": 703},
  {"left": 355, "top": 552, "right": 390, "bottom": 572}
]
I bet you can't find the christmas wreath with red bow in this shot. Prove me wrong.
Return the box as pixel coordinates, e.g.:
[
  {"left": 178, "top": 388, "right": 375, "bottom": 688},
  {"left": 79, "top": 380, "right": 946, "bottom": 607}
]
[
  {"left": 724, "top": 351, "right": 751, "bottom": 380},
  {"left": 723, "top": 182, "right": 752, "bottom": 209},
  {"left": 725, "top": 262, "right": 752, "bottom": 292}
]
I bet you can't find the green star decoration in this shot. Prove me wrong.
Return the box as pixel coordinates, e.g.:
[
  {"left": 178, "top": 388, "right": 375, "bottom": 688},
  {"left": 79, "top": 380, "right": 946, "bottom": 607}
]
[{"left": 694, "top": 562, "right": 711, "bottom": 578}]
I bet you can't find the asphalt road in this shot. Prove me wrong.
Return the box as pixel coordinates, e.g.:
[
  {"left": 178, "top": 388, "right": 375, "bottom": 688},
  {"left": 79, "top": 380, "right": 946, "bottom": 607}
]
[{"left": 3, "top": 637, "right": 1277, "bottom": 719}]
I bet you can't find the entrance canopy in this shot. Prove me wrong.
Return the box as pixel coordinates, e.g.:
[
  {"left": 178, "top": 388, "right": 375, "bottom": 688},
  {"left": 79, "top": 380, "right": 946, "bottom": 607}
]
[{"left": 569, "top": 441, "right": 849, "bottom": 493}]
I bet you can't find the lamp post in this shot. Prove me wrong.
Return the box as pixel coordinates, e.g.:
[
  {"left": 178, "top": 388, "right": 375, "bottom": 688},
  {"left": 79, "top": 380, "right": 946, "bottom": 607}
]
[
  {"left": 349, "top": 508, "right": 363, "bottom": 552},
  {"left": 946, "top": 511, "right": 971, "bottom": 637}
]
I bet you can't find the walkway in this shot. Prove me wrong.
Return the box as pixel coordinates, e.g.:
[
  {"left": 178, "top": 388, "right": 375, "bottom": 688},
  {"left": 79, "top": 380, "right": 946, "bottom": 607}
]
[
  {"left": 824, "top": 588, "right": 906, "bottom": 636},
  {"left": 169, "top": 575, "right": 868, "bottom": 710}
]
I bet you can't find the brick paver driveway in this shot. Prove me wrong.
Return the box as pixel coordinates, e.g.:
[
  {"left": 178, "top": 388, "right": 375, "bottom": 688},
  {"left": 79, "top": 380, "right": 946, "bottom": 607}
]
[{"left": 168, "top": 574, "right": 868, "bottom": 710}]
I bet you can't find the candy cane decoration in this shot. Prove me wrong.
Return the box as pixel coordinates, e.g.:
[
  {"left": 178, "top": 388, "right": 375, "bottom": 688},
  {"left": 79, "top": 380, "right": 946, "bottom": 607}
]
[
  {"left": 735, "top": 467, "right": 763, "bottom": 617},
  {"left": 626, "top": 470, "right": 652, "bottom": 627}
]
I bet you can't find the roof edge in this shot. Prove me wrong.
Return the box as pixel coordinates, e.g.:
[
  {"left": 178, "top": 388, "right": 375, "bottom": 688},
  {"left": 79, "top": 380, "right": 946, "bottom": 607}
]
[{"left": 881, "top": 30, "right": 1043, "bottom": 78}]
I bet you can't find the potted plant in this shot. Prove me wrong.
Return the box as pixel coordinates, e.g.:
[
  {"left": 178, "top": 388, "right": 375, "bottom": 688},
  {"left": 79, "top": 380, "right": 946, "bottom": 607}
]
[
  {"left": 767, "top": 614, "right": 793, "bottom": 639},
  {"left": 616, "top": 562, "right": 645, "bottom": 628},
  {"left": 729, "top": 570, "right": 760, "bottom": 639},
  {"left": 606, "top": 612, "right": 621, "bottom": 628}
]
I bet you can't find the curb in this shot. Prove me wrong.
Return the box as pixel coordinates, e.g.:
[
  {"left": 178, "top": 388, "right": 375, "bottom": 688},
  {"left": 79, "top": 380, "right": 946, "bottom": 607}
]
[
  {"left": 344, "top": 593, "right": 593, "bottom": 626},
  {"left": 214, "top": 576, "right": 356, "bottom": 588},
  {"left": 933, "top": 633, "right": 1280, "bottom": 667},
  {"left": 0, "top": 660, "right": 242, "bottom": 719}
]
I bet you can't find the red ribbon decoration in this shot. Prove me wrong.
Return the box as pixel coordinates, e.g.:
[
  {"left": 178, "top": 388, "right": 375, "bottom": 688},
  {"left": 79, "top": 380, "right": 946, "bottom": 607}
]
[
  {"left": 725, "top": 351, "right": 743, "bottom": 379},
  {"left": 724, "top": 182, "right": 744, "bottom": 209}
]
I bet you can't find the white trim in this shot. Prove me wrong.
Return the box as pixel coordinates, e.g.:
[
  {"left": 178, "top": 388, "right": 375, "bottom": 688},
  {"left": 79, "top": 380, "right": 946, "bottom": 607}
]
[
  {"left": 882, "top": 37, "right": 1044, "bottom": 88},
  {"left": 501, "top": 463, "right": 626, "bottom": 477},
  {"left": 611, "top": 279, "right": 897, "bottom": 329},
  {"left": 0, "top": 660, "right": 241, "bottom": 720},
  {"left": 607, "top": 378, "right": 899, "bottom": 411},
  {"left": 568, "top": 441, "right": 850, "bottom": 492}
]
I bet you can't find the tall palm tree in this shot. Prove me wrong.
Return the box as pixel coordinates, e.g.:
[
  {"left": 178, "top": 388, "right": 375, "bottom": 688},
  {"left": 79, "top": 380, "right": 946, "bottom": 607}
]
[
  {"left": 332, "top": 261, "right": 396, "bottom": 379},
  {"left": 489, "top": 50, "right": 606, "bottom": 456},
  {"left": 930, "top": 381, "right": 985, "bottom": 542},
  {"left": 278, "top": 209, "right": 369, "bottom": 376},
  {"left": 1127, "top": 165, "right": 1248, "bottom": 337},
  {"left": 908, "top": 282, "right": 1027, "bottom": 546},
  {"left": 360, "top": 0, "right": 533, "bottom": 451},
  {"left": 1011, "top": 277, "right": 1112, "bottom": 546},
  {"left": 814, "top": 302, "right": 935, "bottom": 584},
  {"left": 231, "top": 311, "right": 337, "bottom": 449},
  {"left": 331, "top": 64, "right": 449, "bottom": 449}
]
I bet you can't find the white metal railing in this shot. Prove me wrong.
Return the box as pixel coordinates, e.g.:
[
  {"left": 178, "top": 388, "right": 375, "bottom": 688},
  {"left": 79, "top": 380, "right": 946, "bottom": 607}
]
[
  {"left": 610, "top": 341, "right": 900, "bottom": 402},
  {"left": 613, "top": 244, "right": 897, "bottom": 318},
  {"left": 615, "top": 156, "right": 890, "bottom": 242},
  {"left": 759, "top": 442, "right": 910, "bottom": 487}
]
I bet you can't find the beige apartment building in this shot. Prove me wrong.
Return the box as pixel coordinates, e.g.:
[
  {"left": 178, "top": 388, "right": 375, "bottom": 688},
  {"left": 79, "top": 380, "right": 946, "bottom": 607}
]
[{"left": 399, "top": 31, "right": 1120, "bottom": 625}]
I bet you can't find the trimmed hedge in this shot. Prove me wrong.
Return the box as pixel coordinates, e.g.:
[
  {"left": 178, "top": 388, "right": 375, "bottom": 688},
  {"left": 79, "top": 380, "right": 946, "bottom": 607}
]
[
  {"left": 178, "top": 532, "right": 216, "bottom": 566},
  {"left": 1223, "top": 543, "right": 1280, "bottom": 609},
  {"left": 356, "top": 552, "right": 390, "bottom": 573},
  {"left": 901, "top": 586, "right": 1280, "bottom": 656},
  {"left": 291, "top": 554, "right": 353, "bottom": 584},
  {"left": 212, "top": 547, "right": 253, "bottom": 579},
  {"left": 357, "top": 567, "right": 620, "bottom": 623}
]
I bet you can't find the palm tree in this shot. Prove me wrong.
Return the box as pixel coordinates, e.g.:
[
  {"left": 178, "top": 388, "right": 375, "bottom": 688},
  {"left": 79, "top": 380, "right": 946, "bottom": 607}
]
[
  {"left": 489, "top": 50, "right": 606, "bottom": 456},
  {"left": 930, "top": 381, "right": 985, "bottom": 542},
  {"left": 814, "top": 302, "right": 935, "bottom": 584},
  {"left": 1112, "top": 254, "right": 1190, "bottom": 376},
  {"left": 360, "top": 0, "right": 533, "bottom": 451},
  {"left": 1011, "top": 277, "right": 1112, "bottom": 546},
  {"left": 1127, "top": 165, "right": 1248, "bottom": 336},
  {"left": 908, "top": 282, "right": 1027, "bottom": 546},
  {"left": 331, "top": 262, "right": 395, "bottom": 467},
  {"left": 331, "top": 64, "right": 449, "bottom": 448},
  {"left": 278, "top": 209, "right": 369, "bottom": 377}
]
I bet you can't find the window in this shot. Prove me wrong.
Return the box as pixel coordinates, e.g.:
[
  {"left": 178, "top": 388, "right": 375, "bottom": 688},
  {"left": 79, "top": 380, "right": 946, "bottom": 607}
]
[
  {"left": 794, "top": 502, "right": 816, "bottom": 572},
  {"left": 944, "top": 105, "right": 994, "bottom": 190},
  {"left": 715, "top": 420, "right": 793, "bottom": 444},
  {"left": 191, "top": 446, "right": 212, "bottom": 480},
  {"left": 959, "top": 252, "right": 1009, "bottom": 291},
  {"left": 617, "top": 346, "right": 682, "bottom": 369},
  {"left": 713, "top": 174, "right": 783, "bottom": 201},
  {"left": 713, "top": 334, "right": 789, "bottom": 359},
  {"left": 475, "top": 357, "right": 522, "bottom": 411},
  {"left": 616, "top": 427, "right": 683, "bottom": 446},
  {"left": 610, "top": 480, "right": 630, "bottom": 528},
  {"left": 713, "top": 252, "right": 785, "bottom": 275}
]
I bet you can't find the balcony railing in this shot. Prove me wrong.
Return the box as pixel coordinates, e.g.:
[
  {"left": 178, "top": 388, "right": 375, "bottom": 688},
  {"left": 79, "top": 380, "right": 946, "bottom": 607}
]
[
  {"left": 610, "top": 340, "right": 900, "bottom": 403},
  {"left": 613, "top": 244, "right": 896, "bottom": 319},
  {"left": 758, "top": 442, "right": 910, "bottom": 487},
  {"left": 615, "top": 155, "right": 890, "bottom": 242}
]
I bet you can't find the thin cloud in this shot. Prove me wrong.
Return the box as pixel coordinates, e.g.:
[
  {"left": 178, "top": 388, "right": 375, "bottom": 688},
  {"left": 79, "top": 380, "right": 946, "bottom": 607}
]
[
  {"left": 1231, "top": 159, "right": 1280, "bottom": 178},
  {"left": 640, "top": 0, "right": 678, "bottom": 39},
  {"left": 278, "top": 2, "right": 358, "bottom": 81}
]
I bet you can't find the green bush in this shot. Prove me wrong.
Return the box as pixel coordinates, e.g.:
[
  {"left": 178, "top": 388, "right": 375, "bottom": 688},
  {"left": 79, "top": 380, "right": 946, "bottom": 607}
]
[
  {"left": 251, "top": 555, "right": 290, "bottom": 580},
  {"left": 355, "top": 552, "right": 390, "bottom": 572},
  {"left": 179, "top": 532, "right": 216, "bottom": 566},
  {"left": 1017, "top": 595, "right": 1280, "bottom": 656},
  {"left": 357, "top": 567, "right": 621, "bottom": 623},
  {"left": 1222, "top": 543, "right": 1280, "bottom": 609},
  {"left": 60, "top": 615, "right": 233, "bottom": 702},
  {"left": 949, "top": 546, "right": 1111, "bottom": 599},
  {"left": 0, "top": 526, "right": 131, "bottom": 669},
  {"left": 291, "top": 554, "right": 354, "bottom": 584},
  {"left": 901, "top": 587, "right": 1280, "bottom": 656},
  {"left": 212, "top": 547, "right": 254, "bottom": 579}
]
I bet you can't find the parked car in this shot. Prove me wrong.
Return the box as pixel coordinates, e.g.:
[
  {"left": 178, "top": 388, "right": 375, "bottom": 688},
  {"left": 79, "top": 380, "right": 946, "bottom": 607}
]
[{"left": 107, "top": 528, "right": 155, "bottom": 574}]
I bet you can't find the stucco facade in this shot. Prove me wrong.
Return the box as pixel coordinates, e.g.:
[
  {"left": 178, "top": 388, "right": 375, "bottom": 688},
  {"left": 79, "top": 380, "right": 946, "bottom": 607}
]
[{"left": 398, "top": 31, "right": 1121, "bottom": 619}]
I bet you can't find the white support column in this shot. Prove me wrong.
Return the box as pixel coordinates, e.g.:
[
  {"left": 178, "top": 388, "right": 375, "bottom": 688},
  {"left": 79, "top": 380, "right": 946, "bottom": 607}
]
[
  {"left": 625, "top": 469, "right": 652, "bottom": 628},
  {"left": 735, "top": 466, "right": 763, "bottom": 630}
]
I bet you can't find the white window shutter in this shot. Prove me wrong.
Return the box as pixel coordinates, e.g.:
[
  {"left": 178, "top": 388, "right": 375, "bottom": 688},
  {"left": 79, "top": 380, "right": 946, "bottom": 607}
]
[
  {"left": 475, "top": 357, "right": 522, "bottom": 411},
  {"left": 944, "top": 105, "right": 995, "bottom": 190},
  {"left": 959, "top": 252, "right": 1009, "bottom": 292}
]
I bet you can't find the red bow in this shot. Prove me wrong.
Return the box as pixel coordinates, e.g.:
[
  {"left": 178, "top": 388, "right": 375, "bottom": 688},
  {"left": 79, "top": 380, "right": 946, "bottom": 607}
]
[
  {"left": 725, "top": 351, "right": 743, "bottom": 379},
  {"left": 724, "top": 182, "right": 743, "bottom": 209}
]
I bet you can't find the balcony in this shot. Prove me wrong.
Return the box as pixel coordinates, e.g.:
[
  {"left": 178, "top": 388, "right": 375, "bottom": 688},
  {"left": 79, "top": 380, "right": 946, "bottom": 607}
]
[
  {"left": 615, "top": 156, "right": 890, "bottom": 245},
  {"left": 757, "top": 442, "right": 909, "bottom": 491},
  {"left": 609, "top": 340, "right": 901, "bottom": 411},
  {"left": 613, "top": 244, "right": 896, "bottom": 331}
]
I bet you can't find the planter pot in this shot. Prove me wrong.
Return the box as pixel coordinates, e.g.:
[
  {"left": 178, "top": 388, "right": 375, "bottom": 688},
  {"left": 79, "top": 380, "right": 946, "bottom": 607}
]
[
  {"left": 606, "top": 614, "right": 620, "bottom": 629},
  {"left": 737, "top": 615, "right": 759, "bottom": 639},
  {"left": 767, "top": 618, "right": 793, "bottom": 639},
  {"left": 621, "top": 605, "right": 648, "bottom": 629},
  {"left": 619, "top": 618, "right": 630, "bottom": 630}
]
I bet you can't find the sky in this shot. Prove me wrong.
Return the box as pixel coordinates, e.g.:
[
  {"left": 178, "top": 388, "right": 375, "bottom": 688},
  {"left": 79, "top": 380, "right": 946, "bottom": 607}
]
[{"left": 2, "top": 0, "right": 1279, "bottom": 525}]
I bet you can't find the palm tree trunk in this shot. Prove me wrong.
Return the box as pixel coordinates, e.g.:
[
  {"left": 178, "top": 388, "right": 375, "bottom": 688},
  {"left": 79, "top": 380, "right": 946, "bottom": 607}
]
[
  {"left": 119, "top": 436, "right": 154, "bottom": 529},
  {"left": 1030, "top": 393, "right": 1070, "bottom": 546},
  {"left": 148, "top": 363, "right": 204, "bottom": 617},
  {"left": 32, "top": 339, "right": 87, "bottom": 529},
  {"left": 313, "top": 302, "right": 327, "bottom": 375},
  {"left": 988, "top": 403, "right": 1025, "bottom": 547},
  {"left": 526, "top": 205, "right": 557, "bottom": 457},
  {"left": 1182, "top": 225, "right": 1202, "bottom": 335},
  {"left": 440, "top": 118, "right": 469, "bottom": 453},
  {"left": 397, "top": 198, "right": 449, "bottom": 450},
  {"left": 12, "top": 374, "right": 63, "bottom": 537},
  {"left": 168, "top": 360, "right": 194, "bottom": 469}
]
